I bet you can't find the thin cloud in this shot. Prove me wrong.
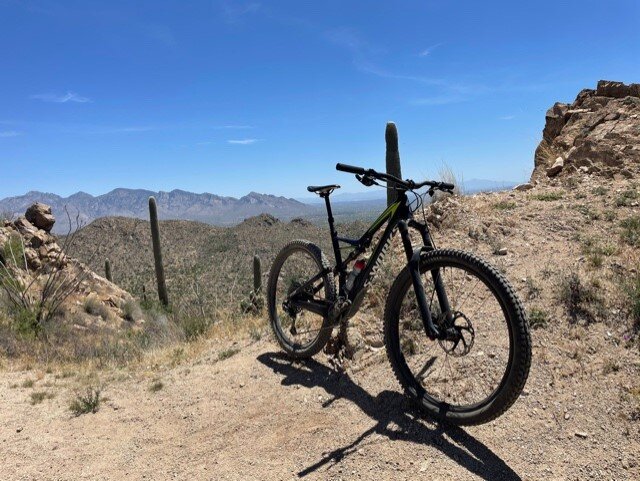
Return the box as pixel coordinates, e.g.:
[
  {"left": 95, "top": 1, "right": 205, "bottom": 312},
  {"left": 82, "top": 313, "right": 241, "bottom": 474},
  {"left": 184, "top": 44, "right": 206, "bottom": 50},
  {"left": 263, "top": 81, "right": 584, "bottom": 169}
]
[
  {"left": 411, "top": 95, "right": 465, "bottom": 106},
  {"left": 419, "top": 43, "right": 443, "bottom": 57},
  {"left": 0, "top": 130, "right": 21, "bottom": 138},
  {"left": 213, "top": 125, "right": 253, "bottom": 129},
  {"left": 221, "top": 2, "right": 261, "bottom": 23},
  {"left": 30, "top": 92, "right": 91, "bottom": 103},
  {"left": 500, "top": 115, "right": 516, "bottom": 120},
  {"left": 228, "top": 138, "right": 260, "bottom": 145}
]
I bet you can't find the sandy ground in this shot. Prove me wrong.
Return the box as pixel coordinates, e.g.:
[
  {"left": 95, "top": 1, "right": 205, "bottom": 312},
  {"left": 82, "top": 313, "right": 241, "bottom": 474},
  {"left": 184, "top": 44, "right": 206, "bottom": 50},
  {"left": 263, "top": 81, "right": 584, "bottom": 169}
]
[{"left": 1, "top": 331, "right": 638, "bottom": 481}]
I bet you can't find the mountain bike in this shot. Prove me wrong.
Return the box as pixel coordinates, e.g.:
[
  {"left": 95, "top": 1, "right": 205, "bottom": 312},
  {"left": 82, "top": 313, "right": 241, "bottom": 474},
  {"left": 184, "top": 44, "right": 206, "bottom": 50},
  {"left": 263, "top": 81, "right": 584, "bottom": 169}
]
[{"left": 267, "top": 163, "right": 531, "bottom": 425}]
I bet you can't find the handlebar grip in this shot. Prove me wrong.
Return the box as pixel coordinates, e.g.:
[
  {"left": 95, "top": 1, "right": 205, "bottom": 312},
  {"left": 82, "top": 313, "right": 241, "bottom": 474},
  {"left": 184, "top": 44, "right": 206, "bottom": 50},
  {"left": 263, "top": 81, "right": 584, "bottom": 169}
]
[
  {"left": 336, "top": 163, "right": 366, "bottom": 175},
  {"left": 441, "top": 182, "right": 455, "bottom": 190}
]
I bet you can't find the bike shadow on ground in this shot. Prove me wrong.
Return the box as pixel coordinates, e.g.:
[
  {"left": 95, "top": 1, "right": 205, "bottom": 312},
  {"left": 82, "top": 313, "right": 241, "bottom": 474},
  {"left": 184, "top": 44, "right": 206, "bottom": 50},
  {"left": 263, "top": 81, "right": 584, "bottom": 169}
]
[{"left": 257, "top": 352, "right": 522, "bottom": 480}]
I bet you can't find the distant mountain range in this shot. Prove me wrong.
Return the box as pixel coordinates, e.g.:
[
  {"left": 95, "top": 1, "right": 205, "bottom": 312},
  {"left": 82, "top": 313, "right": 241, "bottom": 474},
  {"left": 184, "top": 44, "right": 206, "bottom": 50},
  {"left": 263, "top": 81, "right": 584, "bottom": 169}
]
[
  {"left": 298, "top": 178, "right": 518, "bottom": 203},
  {"left": 0, "top": 189, "right": 312, "bottom": 233},
  {"left": 1, "top": 178, "right": 518, "bottom": 233}
]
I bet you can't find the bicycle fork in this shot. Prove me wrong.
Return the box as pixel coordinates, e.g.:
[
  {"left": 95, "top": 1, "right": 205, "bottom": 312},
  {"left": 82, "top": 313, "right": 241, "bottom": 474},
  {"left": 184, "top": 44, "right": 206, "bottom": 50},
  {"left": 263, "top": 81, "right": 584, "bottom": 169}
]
[{"left": 397, "top": 220, "right": 454, "bottom": 341}]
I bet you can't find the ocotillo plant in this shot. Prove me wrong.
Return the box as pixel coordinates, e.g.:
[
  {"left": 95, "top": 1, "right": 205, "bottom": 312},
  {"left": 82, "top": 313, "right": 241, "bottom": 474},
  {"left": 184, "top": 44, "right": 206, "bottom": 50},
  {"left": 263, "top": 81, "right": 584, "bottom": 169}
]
[
  {"left": 385, "top": 122, "right": 402, "bottom": 207},
  {"left": 104, "top": 258, "right": 112, "bottom": 282},
  {"left": 148, "top": 196, "right": 169, "bottom": 307},
  {"left": 252, "top": 254, "right": 262, "bottom": 310}
]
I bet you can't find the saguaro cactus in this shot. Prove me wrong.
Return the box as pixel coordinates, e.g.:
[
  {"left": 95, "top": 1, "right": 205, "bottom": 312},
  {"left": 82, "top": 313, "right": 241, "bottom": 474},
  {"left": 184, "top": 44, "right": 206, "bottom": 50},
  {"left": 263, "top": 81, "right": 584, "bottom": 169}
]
[
  {"left": 104, "top": 258, "right": 112, "bottom": 282},
  {"left": 252, "top": 254, "right": 262, "bottom": 310},
  {"left": 253, "top": 255, "right": 262, "bottom": 293},
  {"left": 148, "top": 196, "right": 169, "bottom": 307},
  {"left": 385, "top": 122, "right": 402, "bottom": 206}
]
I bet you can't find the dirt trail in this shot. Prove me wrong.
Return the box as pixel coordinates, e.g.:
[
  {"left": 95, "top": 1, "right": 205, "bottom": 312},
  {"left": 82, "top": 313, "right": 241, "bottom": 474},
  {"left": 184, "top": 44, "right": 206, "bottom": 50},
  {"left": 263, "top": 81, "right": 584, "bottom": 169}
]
[{"left": 1, "top": 334, "right": 638, "bottom": 481}]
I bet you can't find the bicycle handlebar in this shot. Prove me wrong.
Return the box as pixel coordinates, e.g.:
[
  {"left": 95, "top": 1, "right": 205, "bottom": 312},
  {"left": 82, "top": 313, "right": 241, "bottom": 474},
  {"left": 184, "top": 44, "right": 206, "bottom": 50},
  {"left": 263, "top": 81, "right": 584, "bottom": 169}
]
[{"left": 335, "top": 163, "right": 454, "bottom": 192}]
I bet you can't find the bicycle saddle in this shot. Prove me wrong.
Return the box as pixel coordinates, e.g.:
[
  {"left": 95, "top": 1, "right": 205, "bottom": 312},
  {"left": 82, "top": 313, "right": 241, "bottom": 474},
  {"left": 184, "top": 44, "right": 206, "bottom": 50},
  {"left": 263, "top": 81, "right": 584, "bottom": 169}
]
[{"left": 307, "top": 184, "right": 340, "bottom": 195}]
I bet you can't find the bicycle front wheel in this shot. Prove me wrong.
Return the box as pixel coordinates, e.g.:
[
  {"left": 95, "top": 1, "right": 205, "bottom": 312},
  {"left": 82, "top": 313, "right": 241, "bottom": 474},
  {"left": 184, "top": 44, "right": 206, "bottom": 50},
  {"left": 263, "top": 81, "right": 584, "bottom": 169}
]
[{"left": 384, "top": 249, "right": 531, "bottom": 425}]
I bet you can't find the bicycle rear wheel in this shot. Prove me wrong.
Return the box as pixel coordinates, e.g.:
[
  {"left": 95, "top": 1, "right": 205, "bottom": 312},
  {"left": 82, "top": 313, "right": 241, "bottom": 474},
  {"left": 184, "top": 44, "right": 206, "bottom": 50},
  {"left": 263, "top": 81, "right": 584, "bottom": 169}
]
[
  {"left": 267, "top": 240, "right": 336, "bottom": 358},
  {"left": 384, "top": 248, "right": 531, "bottom": 425}
]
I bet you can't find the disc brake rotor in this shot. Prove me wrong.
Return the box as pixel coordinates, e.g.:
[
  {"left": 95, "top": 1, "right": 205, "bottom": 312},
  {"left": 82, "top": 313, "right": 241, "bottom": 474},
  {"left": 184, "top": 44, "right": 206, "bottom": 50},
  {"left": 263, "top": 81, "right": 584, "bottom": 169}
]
[{"left": 438, "top": 311, "right": 475, "bottom": 357}]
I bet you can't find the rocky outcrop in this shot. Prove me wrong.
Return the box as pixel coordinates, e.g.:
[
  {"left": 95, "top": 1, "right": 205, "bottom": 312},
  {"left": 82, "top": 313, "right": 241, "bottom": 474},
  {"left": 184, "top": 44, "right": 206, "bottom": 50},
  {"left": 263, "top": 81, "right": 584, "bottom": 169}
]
[
  {"left": 0, "top": 204, "right": 138, "bottom": 326},
  {"left": 531, "top": 80, "right": 640, "bottom": 182},
  {"left": 25, "top": 202, "right": 56, "bottom": 233}
]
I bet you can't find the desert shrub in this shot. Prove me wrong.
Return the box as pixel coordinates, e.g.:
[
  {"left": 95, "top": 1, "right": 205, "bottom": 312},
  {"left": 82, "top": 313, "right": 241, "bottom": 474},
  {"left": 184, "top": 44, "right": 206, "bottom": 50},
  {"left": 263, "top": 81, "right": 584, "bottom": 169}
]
[
  {"left": 531, "top": 192, "right": 563, "bottom": 201},
  {"left": 30, "top": 391, "right": 54, "bottom": 405},
  {"left": 524, "top": 277, "right": 541, "bottom": 300},
  {"left": 626, "top": 273, "right": 640, "bottom": 334},
  {"left": 122, "top": 298, "right": 143, "bottom": 322},
  {"left": 218, "top": 347, "right": 240, "bottom": 360},
  {"left": 432, "top": 164, "right": 463, "bottom": 202},
  {"left": 149, "top": 379, "right": 164, "bottom": 392},
  {"left": 592, "top": 186, "right": 608, "bottom": 196},
  {"left": 69, "top": 387, "right": 102, "bottom": 416},
  {"left": 493, "top": 201, "right": 517, "bottom": 211},
  {"left": 2, "top": 233, "right": 26, "bottom": 269},
  {"left": 83, "top": 294, "right": 110, "bottom": 320},
  {"left": 580, "top": 238, "right": 618, "bottom": 268},
  {"left": 177, "top": 314, "right": 212, "bottom": 341},
  {"left": 614, "top": 187, "right": 639, "bottom": 207},
  {"left": 559, "top": 272, "right": 605, "bottom": 324},
  {"left": 620, "top": 216, "right": 640, "bottom": 247},
  {"left": 528, "top": 308, "right": 549, "bottom": 329}
]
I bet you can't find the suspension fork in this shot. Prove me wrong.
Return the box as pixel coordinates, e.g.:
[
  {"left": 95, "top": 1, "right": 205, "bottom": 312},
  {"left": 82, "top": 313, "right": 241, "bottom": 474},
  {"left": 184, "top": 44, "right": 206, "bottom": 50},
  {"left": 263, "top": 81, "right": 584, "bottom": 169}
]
[
  {"left": 408, "top": 220, "right": 455, "bottom": 326},
  {"left": 398, "top": 220, "right": 440, "bottom": 340}
]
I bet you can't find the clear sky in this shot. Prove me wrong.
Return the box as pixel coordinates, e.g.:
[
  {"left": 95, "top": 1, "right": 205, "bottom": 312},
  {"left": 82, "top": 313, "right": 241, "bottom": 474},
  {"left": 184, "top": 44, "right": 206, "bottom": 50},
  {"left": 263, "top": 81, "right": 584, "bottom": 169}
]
[{"left": 1, "top": 0, "right": 639, "bottom": 199}]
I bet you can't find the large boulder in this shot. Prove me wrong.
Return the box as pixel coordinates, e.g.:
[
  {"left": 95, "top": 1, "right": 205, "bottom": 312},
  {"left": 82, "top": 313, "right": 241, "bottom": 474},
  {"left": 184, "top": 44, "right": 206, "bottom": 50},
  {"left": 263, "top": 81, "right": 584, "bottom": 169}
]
[
  {"left": 531, "top": 80, "right": 640, "bottom": 182},
  {"left": 25, "top": 202, "right": 56, "bottom": 232}
]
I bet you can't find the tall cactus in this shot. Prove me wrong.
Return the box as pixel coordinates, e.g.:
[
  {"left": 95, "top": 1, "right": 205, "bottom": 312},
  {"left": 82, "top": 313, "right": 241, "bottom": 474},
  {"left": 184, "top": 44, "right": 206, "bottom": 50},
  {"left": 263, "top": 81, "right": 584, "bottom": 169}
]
[
  {"left": 385, "top": 122, "right": 403, "bottom": 206},
  {"left": 148, "top": 196, "right": 169, "bottom": 307},
  {"left": 104, "top": 258, "right": 112, "bottom": 282},
  {"left": 253, "top": 255, "right": 262, "bottom": 294},
  {"left": 252, "top": 254, "right": 262, "bottom": 311}
]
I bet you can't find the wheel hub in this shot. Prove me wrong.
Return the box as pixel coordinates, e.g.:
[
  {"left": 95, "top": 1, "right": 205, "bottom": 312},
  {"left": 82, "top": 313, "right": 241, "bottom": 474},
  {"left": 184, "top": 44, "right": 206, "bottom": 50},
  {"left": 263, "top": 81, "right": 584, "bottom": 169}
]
[{"left": 438, "top": 311, "right": 475, "bottom": 357}]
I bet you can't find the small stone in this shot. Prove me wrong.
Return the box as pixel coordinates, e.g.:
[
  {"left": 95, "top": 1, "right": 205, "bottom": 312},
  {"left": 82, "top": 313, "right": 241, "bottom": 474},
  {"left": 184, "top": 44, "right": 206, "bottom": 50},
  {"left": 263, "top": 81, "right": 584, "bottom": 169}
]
[
  {"left": 495, "top": 247, "right": 508, "bottom": 256},
  {"left": 546, "top": 157, "right": 564, "bottom": 177},
  {"left": 513, "top": 183, "right": 534, "bottom": 192},
  {"left": 575, "top": 431, "right": 588, "bottom": 439},
  {"left": 16, "top": 427, "right": 23, "bottom": 433}
]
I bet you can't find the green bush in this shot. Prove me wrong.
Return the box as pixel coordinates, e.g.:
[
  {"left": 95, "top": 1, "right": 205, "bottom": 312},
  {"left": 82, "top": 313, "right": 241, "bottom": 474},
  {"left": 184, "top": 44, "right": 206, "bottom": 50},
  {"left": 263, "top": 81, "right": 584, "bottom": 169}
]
[
  {"left": 528, "top": 308, "right": 549, "bottom": 329},
  {"left": 614, "top": 187, "right": 639, "bottom": 207},
  {"left": 620, "top": 216, "right": 640, "bottom": 247},
  {"left": 531, "top": 192, "right": 563, "bottom": 201},
  {"left": 69, "top": 387, "right": 102, "bottom": 416},
  {"left": 559, "top": 273, "right": 605, "bottom": 324}
]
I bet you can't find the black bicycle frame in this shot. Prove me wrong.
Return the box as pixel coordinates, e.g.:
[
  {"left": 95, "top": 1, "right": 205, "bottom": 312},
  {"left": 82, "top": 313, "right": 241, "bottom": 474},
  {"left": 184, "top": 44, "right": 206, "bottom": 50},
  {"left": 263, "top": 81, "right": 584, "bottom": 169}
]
[{"left": 288, "top": 189, "right": 453, "bottom": 340}]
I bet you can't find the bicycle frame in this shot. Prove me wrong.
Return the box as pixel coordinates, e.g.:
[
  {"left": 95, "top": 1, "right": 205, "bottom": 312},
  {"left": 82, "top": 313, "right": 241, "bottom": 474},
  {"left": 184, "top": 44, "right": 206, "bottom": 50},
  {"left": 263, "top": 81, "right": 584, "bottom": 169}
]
[{"left": 287, "top": 189, "right": 453, "bottom": 340}]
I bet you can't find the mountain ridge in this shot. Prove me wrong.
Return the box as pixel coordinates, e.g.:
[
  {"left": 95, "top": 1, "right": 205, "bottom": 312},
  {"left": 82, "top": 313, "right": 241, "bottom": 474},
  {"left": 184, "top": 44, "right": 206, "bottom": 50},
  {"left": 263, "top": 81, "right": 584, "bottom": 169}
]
[{"left": 0, "top": 188, "right": 309, "bottom": 233}]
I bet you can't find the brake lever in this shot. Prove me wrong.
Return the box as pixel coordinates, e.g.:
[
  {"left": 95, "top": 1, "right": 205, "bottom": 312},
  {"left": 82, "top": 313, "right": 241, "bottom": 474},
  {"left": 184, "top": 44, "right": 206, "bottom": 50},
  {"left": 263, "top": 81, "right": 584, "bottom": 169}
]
[{"left": 356, "top": 174, "right": 376, "bottom": 187}]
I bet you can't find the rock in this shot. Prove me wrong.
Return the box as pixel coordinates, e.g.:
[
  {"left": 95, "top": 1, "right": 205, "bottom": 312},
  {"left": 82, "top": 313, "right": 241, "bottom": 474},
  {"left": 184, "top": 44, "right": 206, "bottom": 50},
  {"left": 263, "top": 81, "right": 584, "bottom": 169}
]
[
  {"left": 495, "top": 247, "right": 508, "bottom": 256},
  {"left": 29, "top": 230, "right": 49, "bottom": 248},
  {"left": 595, "top": 80, "right": 640, "bottom": 98},
  {"left": 574, "top": 431, "right": 589, "bottom": 439},
  {"left": 513, "top": 183, "right": 534, "bottom": 192},
  {"left": 546, "top": 157, "right": 564, "bottom": 177},
  {"left": 531, "top": 80, "right": 640, "bottom": 182},
  {"left": 13, "top": 216, "right": 37, "bottom": 235},
  {"left": 25, "top": 203, "right": 55, "bottom": 232}
]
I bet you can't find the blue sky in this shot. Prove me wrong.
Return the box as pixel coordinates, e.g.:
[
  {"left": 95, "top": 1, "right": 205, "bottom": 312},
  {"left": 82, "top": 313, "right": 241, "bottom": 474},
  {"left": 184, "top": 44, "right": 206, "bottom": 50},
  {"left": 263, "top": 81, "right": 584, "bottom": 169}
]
[{"left": 1, "top": 0, "right": 639, "bottom": 199}]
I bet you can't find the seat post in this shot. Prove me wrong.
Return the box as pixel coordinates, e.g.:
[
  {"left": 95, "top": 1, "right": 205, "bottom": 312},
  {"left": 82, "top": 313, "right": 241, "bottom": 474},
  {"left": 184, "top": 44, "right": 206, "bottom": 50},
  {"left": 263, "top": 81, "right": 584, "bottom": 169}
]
[{"left": 322, "top": 193, "right": 343, "bottom": 268}]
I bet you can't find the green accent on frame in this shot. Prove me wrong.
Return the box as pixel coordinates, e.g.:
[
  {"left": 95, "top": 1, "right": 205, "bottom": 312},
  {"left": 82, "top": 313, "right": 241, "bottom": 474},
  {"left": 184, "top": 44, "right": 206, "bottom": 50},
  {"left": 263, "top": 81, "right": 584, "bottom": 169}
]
[{"left": 365, "top": 201, "right": 401, "bottom": 237}]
